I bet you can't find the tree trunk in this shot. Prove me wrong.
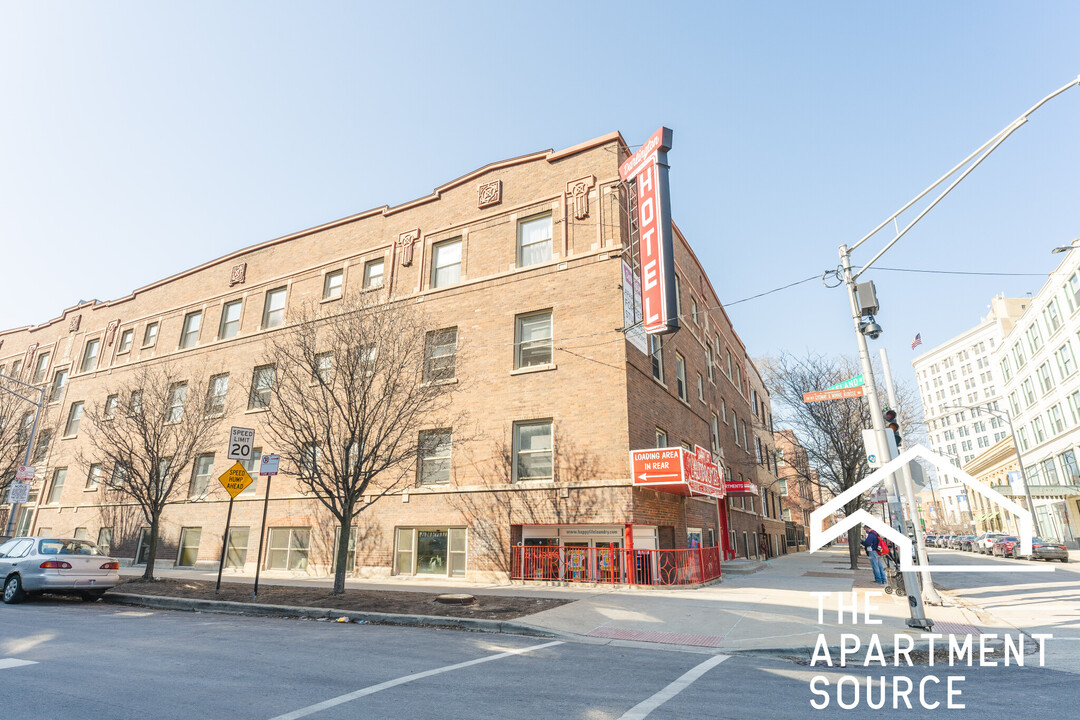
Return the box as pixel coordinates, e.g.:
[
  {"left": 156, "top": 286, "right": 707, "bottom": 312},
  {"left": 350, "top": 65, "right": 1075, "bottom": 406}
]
[
  {"left": 332, "top": 511, "right": 352, "bottom": 595},
  {"left": 143, "top": 513, "right": 160, "bottom": 581}
]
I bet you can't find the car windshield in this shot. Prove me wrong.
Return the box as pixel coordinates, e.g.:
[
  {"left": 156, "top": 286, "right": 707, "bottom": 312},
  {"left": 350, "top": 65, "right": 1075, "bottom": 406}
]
[
  {"left": 38, "top": 539, "right": 102, "bottom": 556},
  {"left": 1001, "top": 537, "right": 1019, "bottom": 542},
  {"left": 1032, "top": 538, "right": 1050, "bottom": 544}
]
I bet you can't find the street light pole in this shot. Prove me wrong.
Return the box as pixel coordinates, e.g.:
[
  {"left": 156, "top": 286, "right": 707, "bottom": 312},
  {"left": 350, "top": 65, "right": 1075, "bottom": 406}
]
[
  {"left": 940, "top": 402, "right": 1041, "bottom": 537},
  {"left": 840, "top": 247, "right": 931, "bottom": 628},
  {"left": 1, "top": 372, "right": 47, "bottom": 538}
]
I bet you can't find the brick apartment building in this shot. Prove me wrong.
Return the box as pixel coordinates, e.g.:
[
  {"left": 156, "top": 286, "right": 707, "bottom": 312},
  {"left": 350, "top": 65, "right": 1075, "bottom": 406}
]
[
  {"left": 774, "top": 429, "right": 831, "bottom": 549},
  {"left": 0, "top": 131, "right": 780, "bottom": 581}
]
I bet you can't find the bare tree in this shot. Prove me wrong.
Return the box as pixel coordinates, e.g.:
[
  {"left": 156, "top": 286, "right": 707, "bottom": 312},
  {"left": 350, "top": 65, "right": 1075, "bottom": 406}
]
[
  {"left": 761, "top": 351, "right": 924, "bottom": 569},
  {"left": 258, "top": 294, "right": 463, "bottom": 594},
  {"left": 0, "top": 374, "right": 59, "bottom": 532},
  {"left": 82, "top": 363, "right": 228, "bottom": 579}
]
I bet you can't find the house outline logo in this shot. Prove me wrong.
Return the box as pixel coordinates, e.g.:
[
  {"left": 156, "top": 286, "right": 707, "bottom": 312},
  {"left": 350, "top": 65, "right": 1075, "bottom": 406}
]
[{"left": 810, "top": 444, "right": 1053, "bottom": 573}]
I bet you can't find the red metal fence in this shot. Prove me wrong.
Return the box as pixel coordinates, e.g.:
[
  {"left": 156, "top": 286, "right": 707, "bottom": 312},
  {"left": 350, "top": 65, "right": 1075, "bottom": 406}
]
[{"left": 510, "top": 545, "right": 722, "bottom": 586}]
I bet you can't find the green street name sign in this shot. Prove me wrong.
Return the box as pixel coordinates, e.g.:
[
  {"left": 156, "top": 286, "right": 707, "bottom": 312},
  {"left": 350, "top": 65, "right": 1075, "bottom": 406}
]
[{"left": 826, "top": 374, "right": 864, "bottom": 391}]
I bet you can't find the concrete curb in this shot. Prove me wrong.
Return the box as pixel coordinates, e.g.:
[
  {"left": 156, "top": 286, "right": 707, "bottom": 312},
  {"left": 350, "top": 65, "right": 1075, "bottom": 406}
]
[{"left": 103, "top": 593, "right": 564, "bottom": 639}]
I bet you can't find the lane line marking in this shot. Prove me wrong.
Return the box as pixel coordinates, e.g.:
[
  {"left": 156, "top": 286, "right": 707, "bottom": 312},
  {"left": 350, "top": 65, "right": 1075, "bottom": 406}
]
[
  {"left": 619, "top": 654, "right": 730, "bottom": 720},
  {"left": 0, "top": 658, "right": 38, "bottom": 670},
  {"left": 268, "top": 640, "right": 563, "bottom": 720}
]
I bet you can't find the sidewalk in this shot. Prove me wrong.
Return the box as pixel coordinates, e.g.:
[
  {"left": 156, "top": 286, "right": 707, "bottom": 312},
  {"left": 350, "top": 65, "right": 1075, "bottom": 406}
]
[{"left": 116, "top": 548, "right": 992, "bottom": 655}]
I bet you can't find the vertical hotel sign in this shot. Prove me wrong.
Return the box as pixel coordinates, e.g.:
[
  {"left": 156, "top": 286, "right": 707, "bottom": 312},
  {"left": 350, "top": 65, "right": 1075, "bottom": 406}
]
[{"left": 620, "top": 127, "right": 678, "bottom": 335}]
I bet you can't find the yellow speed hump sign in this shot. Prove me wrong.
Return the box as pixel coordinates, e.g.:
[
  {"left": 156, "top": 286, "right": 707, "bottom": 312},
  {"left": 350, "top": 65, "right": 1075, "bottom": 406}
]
[{"left": 218, "top": 461, "right": 254, "bottom": 498}]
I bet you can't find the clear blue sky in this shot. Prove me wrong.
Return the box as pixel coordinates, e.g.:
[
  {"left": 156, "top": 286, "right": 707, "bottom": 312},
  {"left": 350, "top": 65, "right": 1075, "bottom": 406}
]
[{"left": 2, "top": 2, "right": 1079, "bottom": 396}]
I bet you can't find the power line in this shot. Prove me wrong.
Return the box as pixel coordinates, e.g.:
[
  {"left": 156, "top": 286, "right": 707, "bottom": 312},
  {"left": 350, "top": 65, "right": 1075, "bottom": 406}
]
[
  {"left": 722, "top": 275, "right": 821, "bottom": 308},
  {"left": 867, "top": 266, "right": 1047, "bottom": 278}
]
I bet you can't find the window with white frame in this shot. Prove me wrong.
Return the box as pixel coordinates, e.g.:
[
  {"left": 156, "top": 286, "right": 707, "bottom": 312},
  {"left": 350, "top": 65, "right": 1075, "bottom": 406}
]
[
  {"left": 732, "top": 412, "right": 739, "bottom": 446},
  {"left": 650, "top": 335, "right": 663, "bottom": 381},
  {"left": 266, "top": 527, "right": 310, "bottom": 570},
  {"left": 263, "top": 287, "right": 287, "bottom": 329},
  {"left": 418, "top": 429, "right": 452, "bottom": 485},
  {"left": 118, "top": 328, "right": 134, "bottom": 354},
  {"left": 705, "top": 345, "right": 713, "bottom": 381},
  {"left": 190, "top": 454, "right": 214, "bottom": 498},
  {"left": 424, "top": 327, "right": 458, "bottom": 381},
  {"left": 431, "top": 239, "right": 462, "bottom": 288},
  {"left": 1044, "top": 300, "right": 1062, "bottom": 334},
  {"left": 515, "top": 311, "right": 552, "bottom": 368},
  {"left": 143, "top": 322, "right": 159, "bottom": 348},
  {"left": 48, "top": 368, "right": 68, "bottom": 405},
  {"left": 240, "top": 449, "right": 262, "bottom": 497},
  {"left": 1026, "top": 323, "right": 1043, "bottom": 354},
  {"left": 47, "top": 468, "right": 66, "bottom": 504},
  {"left": 1022, "top": 378, "right": 1037, "bottom": 406},
  {"left": 64, "top": 401, "right": 84, "bottom": 437},
  {"left": 32, "top": 352, "right": 50, "bottom": 383},
  {"left": 696, "top": 372, "right": 704, "bottom": 401},
  {"left": 1056, "top": 343, "right": 1076, "bottom": 379},
  {"left": 80, "top": 338, "right": 100, "bottom": 372},
  {"left": 86, "top": 463, "right": 101, "bottom": 490},
  {"left": 1012, "top": 342, "right": 1026, "bottom": 368},
  {"left": 363, "top": 258, "right": 384, "bottom": 289},
  {"left": 249, "top": 365, "right": 274, "bottom": 410},
  {"left": 323, "top": 269, "right": 343, "bottom": 300},
  {"left": 207, "top": 374, "right": 229, "bottom": 416},
  {"left": 656, "top": 428, "right": 668, "bottom": 447},
  {"left": 1048, "top": 404, "right": 1066, "bottom": 435},
  {"left": 167, "top": 383, "right": 187, "bottom": 423},
  {"left": 1032, "top": 417, "right": 1047, "bottom": 443},
  {"left": 517, "top": 213, "right": 552, "bottom": 267},
  {"left": 315, "top": 353, "right": 334, "bottom": 384},
  {"left": 219, "top": 300, "right": 242, "bottom": 339},
  {"left": 675, "top": 353, "right": 687, "bottom": 401},
  {"left": 1037, "top": 363, "right": 1055, "bottom": 394},
  {"left": 710, "top": 415, "right": 720, "bottom": 455},
  {"left": 513, "top": 420, "right": 553, "bottom": 482},
  {"left": 180, "top": 312, "right": 202, "bottom": 349}
]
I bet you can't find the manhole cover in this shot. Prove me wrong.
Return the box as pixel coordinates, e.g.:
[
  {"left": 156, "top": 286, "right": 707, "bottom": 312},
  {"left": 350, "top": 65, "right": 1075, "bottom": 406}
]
[{"left": 435, "top": 594, "right": 475, "bottom": 605}]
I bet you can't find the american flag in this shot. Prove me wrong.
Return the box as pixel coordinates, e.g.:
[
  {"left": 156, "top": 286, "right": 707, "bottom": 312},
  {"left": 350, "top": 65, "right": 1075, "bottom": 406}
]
[{"left": 911, "top": 333, "right": 923, "bottom": 350}]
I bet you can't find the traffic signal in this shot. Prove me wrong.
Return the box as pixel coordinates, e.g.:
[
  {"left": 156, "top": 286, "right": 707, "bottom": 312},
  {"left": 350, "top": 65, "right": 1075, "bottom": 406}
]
[{"left": 884, "top": 408, "right": 901, "bottom": 448}]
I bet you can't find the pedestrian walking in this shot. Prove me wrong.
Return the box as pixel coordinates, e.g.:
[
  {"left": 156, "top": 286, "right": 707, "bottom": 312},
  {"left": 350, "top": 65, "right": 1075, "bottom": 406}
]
[{"left": 862, "top": 528, "right": 886, "bottom": 584}]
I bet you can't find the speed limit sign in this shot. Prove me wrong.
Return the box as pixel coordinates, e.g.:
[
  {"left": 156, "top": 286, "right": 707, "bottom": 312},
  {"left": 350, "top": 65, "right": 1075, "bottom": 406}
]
[{"left": 228, "top": 426, "right": 255, "bottom": 461}]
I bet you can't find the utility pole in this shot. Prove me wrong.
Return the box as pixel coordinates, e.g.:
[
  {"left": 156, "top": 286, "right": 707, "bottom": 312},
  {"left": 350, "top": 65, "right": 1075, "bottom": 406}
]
[
  {"left": 840, "top": 248, "right": 931, "bottom": 629},
  {"left": 879, "top": 348, "right": 942, "bottom": 605},
  {"left": 1, "top": 372, "right": 47, "bottom": 538}
]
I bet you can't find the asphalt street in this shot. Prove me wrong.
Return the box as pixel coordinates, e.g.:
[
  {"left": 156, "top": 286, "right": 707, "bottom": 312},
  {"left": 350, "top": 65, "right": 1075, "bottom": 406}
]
[
  {"left": 927, "top": 546, "right": 1080, "bottom": 675},
  {"left": 0, "top": 596, "right": 1075, "bottom": 719}
]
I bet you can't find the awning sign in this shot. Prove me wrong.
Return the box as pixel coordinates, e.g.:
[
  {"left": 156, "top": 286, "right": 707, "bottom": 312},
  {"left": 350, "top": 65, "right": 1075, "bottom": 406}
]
[{"left": 631, "top": 446, "right": 724, "bottom": 499}]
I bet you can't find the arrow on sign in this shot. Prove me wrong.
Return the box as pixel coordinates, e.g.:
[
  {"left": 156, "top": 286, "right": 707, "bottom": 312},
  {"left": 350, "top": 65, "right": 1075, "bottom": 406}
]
[{"left": 636, "top": 472, "right": 681, "bottom": 482}]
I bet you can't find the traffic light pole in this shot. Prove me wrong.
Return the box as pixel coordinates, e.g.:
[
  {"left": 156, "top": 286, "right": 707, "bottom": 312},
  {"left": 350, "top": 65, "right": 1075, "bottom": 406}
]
[
  {"left": 879, "top": 348, "right": 942, "bottom": 605},
  {"left": 840, "top": 248, "right": 931, "bottom": 629}
]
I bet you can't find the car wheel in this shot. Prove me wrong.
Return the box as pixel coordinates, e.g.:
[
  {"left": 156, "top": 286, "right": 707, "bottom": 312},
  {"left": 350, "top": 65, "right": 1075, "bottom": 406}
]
[
  {"left": 1062, "top": 558, "right": 1069, "bottom": 563},
  {"left": 3, "top": 575, "right": 25, "bottom": 604}
]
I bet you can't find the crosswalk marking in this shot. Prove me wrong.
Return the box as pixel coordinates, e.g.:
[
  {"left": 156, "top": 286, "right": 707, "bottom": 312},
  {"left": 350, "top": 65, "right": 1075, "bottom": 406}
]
[
  {"left": 619, "top": 654, "right": 730, "bottom": 719},
  {"left": 0, "top": 658, "right": 38, "bottom": 670}
]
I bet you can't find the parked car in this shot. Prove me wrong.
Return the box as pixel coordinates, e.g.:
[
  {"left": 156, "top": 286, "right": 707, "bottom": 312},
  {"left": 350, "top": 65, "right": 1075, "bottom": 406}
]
[
  {"left": 974, "top": 533, "right": 1005, "bottom": 554},
  {"left": 948, "top": 535, "right": 966, "bottom": 550},
  {"left": 990, "top": 536, "right": 1022, "bottom": 558},
  {"left": 1016, "top": 538, "right": 1070, "bottom": 563},
  {"left": 1, "top": 537, "right": 120, "bottom": 604},
  {"left": 960, "top": 535, "right": 978, "bottom": 551}
]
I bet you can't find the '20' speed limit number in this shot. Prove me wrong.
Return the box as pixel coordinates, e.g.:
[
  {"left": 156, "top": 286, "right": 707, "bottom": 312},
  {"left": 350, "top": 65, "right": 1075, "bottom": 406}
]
[{"left": 228, "top": 426, "right": 256, "bottom": 461}]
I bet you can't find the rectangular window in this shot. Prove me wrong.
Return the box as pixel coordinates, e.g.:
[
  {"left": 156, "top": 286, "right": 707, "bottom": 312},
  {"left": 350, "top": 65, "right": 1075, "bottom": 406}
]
[
  {"left": 219, "top": 300, "right": 242, "bottom": 339},
  {"left": 118, "top": 329, "right": 133, "bottom": 354},
  {"left": 513, "top": 420, "right": 553, "bottom": 482},
  {"left": 650, "top": 335, "right": 664, "bottom": 381},
  {"left": 315, "top": 353, "right": 334, "bottom": 383},
  {"left": 97, "top": 528, "right": 112, "bottom": 556},
  {"left": 418, "top": 429, "right": 452, "bottom": 485},
  {"left": 656, "top": 428, "right": 668, "bottom": 447},
  {"left": 1026, "top": 323, "right": 1042, "bottom": 354},
  {"left": 696, "top": 373, "right": 704, "bottom": 401},
  {"left": 1045, "top": 300, "right": 1062, "bottom": 334},
  {"left": 262, "top": 287, "right": 287, "bottom": 329},
  {"left": 207, "top": 374, "right": 229, "bottom": 416},
  {"left": 177, "top": 528, "right": 201, "bottom": 567},
  {"left": 300, "top": 443, "right": 321, "bottom": 478},
  {"left": 64, "top": 401, "right": 84, "bottom": 436},
  {"left": 249, "top": 365, "right": 275, "bottom": 410},
  {"left": 167, "top": 382, "right": 187, "bottom": 423},
  {"left": 1057, "top": 343, "right": 1076, "bottom": 379},
  {"left": 1060, "top": 450, "right": 1080, "bottom": 485},
  {"left": 80, "top": 338, "right": 100, "bottom": 372},
  {"left": 1012, "top": 342, "right": 1026, "bottom": 368},
  {"left": 424, "top": 327, "right": 458, "bottom": 381},
  {"left": 1022, "top": 378, "right": 1037, "bottom": 406},
  {"left": 431, "top": 239, "right": 462, "bottom": 288},
  {"left": 1048, "top": 405, "right": 1066, "bottom": 435},
  {"left": 711, "top": 415, "right": 720, "bottom": 456},
  {"left": 180, "top": 312, "right": 202, "bottom": 349},
  {"left": 104, "top": 394, "right": 118, "bottom": 419},
  {"left": 323, "top": 269, "right": 344, "bottom": 299},
  {"left": 1009, "top": 391, "right": 1021, "bottom": 417},
  {"left": 190, "top": 454, "right": 214, "bottom": 499},
  {"left": 518, "top": 214, "right": 552, "bottom": 267},
  {"left": 47, "top": 468, "right": 66, "bottom": 504},
  {"left": 48, "top": 368, "right": 68, "bottom": 404},
  {"left": 705, "top": 345, "right": 713, "bottom": 381},
  {"left": 1032, "top": 417, "right": 1046, "bottom": 443},
  {"left": 143, "top": 322, "right": 159, "bottom": 347},
  {"left": 226, "top": 527, "right": 250, "bottom": 569},
  {"left": 363, "top": 259, "right": 385, "bottom": 289},
  {"left": 515, "top": 311, "right": 553, "bottom": 368},
  {"left": 266, "top": 527, "right": 310, "bottom": 570},
  {"left": 86, "top": 464, "right": 101, "bottom": 490},
  {"left": 673, "top": 275, "right": 682, "bottom": 318},
  {"left": 675, "top": 353, "right": 687, "bottom": 401},
  {"left": 32, "top": 352, "right": 50, "bottom": 383},
  {"left": 1037, "top": 363, "right": 1055, "bottom": 394},
  {"left": 32, "top": 429, "right": 51, "bottom": 463}
]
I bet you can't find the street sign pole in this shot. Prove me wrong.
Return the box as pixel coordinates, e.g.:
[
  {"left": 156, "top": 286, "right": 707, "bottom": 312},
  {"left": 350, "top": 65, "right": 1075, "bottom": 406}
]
[
  {"left": 215, "top": 496, "right": 235, "bottom": 596},
  {"left": 252, "top": 453, "right": 279, "bottom": 599},
  {"left": 2, "top": 374, "right": 46, "bottom": 538},
  {"left": 253, "top": 475, "right": 271, "bottom": 599}
]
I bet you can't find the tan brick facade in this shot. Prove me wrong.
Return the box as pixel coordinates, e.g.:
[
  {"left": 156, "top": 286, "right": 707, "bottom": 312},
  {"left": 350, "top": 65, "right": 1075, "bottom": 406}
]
[{"left": 1, "top": 132, "right": 776, "bottom": 581}]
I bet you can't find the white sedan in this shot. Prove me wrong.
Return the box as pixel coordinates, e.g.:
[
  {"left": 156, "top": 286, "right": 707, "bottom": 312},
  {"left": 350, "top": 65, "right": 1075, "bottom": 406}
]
[{"left": 1, "top": 536, "right": 120, "bottom": 604}]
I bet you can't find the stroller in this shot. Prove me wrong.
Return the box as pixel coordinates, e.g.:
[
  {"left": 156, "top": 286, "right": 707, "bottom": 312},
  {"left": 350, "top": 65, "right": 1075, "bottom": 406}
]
[{"left": 881, "top": 540, "right": 906, "bottom": 596}]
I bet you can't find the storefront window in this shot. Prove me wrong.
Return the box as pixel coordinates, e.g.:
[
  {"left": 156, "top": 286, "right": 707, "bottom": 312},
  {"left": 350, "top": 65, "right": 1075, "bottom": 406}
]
[{"left": 395, "top": 527, "right": 466, "bottom": 577}]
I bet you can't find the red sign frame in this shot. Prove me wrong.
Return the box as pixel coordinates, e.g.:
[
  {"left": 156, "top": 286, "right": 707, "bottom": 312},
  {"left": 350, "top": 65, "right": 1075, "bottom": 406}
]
[
  {"left": 620, "top": 127, "right": 678, "bottom": 335},
  {"left": 631, "top": 446, "right": 724, "bottom": 499}
]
